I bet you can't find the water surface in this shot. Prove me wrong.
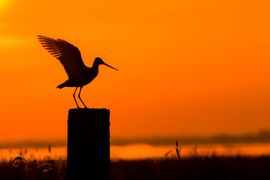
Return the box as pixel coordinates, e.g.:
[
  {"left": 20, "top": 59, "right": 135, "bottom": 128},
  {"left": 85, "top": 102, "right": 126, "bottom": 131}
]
[{"left": 1, "top": 143, "right": 270, "bottom": 161}]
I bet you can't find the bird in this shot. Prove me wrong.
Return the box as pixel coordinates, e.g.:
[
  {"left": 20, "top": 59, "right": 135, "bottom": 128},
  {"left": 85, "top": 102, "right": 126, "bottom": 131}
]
[{"left": 37, "top": 35, "right": 118, "bottom": 109}]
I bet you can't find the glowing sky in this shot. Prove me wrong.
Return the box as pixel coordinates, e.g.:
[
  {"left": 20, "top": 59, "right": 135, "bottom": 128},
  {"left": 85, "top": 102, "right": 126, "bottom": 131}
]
[{"left": 0, "top": 0, "right": 270, "bottom": 141}]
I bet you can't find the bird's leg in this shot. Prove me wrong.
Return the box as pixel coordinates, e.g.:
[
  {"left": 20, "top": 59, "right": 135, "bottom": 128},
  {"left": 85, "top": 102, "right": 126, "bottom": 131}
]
[
  {"left": 73, "top": 87, "right": 80, "bottom": 109},
  {"left": 78, "top": 87, "right": 88, "bottom": 108}
]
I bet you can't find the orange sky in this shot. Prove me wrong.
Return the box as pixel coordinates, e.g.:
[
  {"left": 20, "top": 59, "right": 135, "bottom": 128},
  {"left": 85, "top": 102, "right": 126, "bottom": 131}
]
[{"left": 0, "top": 0, "right": 270, "bottom": 142}]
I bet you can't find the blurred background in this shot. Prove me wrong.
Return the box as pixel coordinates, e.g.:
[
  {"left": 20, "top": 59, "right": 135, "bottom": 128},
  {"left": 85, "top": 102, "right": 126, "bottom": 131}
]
[{"left": 0, "top": 0, "right": 270, "bottom": 159}]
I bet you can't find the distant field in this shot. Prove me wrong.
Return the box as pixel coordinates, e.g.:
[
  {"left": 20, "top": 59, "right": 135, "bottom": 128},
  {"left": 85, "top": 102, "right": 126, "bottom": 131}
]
[
  {"left": 2, "top": 143, "right": 270, "bottom": 161},
  {"left": 1, "top": 156, "right": 270, "bottom": 180}
]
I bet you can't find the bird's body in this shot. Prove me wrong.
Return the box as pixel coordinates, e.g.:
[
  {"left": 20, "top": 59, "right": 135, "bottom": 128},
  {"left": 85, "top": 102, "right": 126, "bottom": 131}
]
[
  {"left": 37, "top": 35, "right": 118, "bottom": 108},
  {"left": 57, "top": 62, "right": 98, "bottom": 89}
]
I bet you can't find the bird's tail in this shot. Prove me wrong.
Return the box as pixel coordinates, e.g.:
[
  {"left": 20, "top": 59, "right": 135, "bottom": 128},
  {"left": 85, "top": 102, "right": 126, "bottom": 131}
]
[{"left": 57, "top": 83, "right": 65, "bottom": 89}]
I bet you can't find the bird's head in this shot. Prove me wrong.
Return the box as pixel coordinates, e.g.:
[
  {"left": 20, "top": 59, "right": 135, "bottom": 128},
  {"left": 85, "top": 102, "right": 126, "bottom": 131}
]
[{"left": 94, "top": 57, "right": 118, "bottom": 71}]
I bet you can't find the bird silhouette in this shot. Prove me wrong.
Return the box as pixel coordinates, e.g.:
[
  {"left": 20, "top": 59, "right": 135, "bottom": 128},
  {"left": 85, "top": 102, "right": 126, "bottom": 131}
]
[{"left": 37, "top": 35, "right": 118, "bottom": 109}]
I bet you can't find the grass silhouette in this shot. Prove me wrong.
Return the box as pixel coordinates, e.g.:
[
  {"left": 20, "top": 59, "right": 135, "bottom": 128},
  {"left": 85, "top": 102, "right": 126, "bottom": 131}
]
[{"left": 0, "top": 155, "right": 270, "bottom": 180}]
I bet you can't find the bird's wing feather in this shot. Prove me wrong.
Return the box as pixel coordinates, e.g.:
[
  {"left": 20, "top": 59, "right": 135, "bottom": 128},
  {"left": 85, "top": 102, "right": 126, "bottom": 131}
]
[{"left": 37, "top": 35, "right": 88, "bottom": 79}]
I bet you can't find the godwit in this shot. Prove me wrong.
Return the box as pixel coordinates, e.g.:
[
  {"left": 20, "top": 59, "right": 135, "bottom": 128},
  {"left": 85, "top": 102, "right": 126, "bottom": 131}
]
[{"left": 37, "top": 35, "right": 118, "bottom": 108}]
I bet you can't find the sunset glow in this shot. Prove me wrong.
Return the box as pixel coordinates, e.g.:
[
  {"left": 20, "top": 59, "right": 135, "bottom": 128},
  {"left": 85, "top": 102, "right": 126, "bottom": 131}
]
[
  {"left": 0, "top": 0, "right": 7, "bottom": 8},
  {"left": 0, "top": 0, "right": 270, "bottom": 143}
]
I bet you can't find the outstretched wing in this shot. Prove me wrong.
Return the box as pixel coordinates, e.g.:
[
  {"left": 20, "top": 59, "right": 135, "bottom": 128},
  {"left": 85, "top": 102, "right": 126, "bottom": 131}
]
[{"left": 37, "top": 35, "right": 88, "bottom": 79}]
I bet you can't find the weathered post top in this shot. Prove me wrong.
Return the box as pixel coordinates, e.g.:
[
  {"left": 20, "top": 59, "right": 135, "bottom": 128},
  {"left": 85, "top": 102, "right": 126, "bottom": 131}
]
[
  {"left": 68, "top": 108, "right": 110, "bottom": 124},
  {"left": 67, "top": 108, "right": 110, "bottom": 180}
]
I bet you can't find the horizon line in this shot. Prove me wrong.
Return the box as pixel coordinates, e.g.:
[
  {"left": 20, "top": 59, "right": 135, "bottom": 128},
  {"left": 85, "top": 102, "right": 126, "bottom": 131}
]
[{"left": 1, "top": 130, "right": 270, "bottom": 148}]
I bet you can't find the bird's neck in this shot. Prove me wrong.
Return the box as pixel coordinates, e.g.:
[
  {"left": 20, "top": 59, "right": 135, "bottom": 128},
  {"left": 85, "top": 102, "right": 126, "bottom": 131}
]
[{"left": 92, "top": 61, "right": 100, "bottom": 71}]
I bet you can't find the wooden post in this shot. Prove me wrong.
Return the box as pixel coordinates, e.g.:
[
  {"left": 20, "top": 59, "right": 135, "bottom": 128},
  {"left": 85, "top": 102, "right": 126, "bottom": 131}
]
[{"left": 67, "top": 108, "right": 110, "bottom": 180}]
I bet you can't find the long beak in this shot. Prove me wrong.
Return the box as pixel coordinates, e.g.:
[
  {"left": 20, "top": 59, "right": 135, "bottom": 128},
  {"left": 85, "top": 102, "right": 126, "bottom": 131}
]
[{"left": 103, "top": 62, "right": 119, "bottom": 71}]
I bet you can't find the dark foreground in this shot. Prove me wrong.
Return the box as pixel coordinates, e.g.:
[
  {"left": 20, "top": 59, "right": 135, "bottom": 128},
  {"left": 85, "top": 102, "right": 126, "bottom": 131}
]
[{"left": 1, "top": 156, "right": 270, "bottom": 180}]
